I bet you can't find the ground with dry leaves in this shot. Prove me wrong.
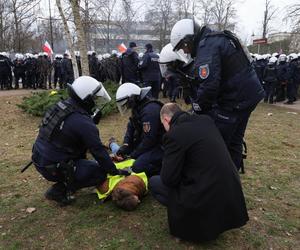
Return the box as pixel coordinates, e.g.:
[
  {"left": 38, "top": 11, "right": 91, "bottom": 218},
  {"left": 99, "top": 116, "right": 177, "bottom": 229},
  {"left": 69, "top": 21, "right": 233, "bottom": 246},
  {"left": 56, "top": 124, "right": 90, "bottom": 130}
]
[{"left": 0, "top": 92, "right": 299, "bottom": 249}]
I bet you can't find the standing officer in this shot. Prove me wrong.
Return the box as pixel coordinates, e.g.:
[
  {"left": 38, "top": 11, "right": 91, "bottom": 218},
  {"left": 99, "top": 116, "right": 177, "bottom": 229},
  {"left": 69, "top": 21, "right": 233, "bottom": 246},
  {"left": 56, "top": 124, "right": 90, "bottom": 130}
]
[
  {"left": 286, "top": 53, "right": 300, "bottom": 104},
  {"left": 139, "top": 43, "right": 161, "bottom": 98},
  {"left": 0, "top": 52, "right": 13, "bottom": 90},
  {"left": 53, "top": 54, "right": 63, "bottom": 89},
  {"left": 170, "top": 17, "right": 265, "bottom": 171},
  {"left": 263, "top": 56, "right": 278, "bottom": 104},
  {"left": 121, "top": 42, "right": 140, "bottom": 84},
  {"left": 24, "top": 54, "right": 37, "bottom": 89},
  {"left": 32, "top": 76, "right": 130, "bottom": 205},
  {"left": 13, "top": 54, "right": 26, "bottom": 89},
  {"left": 276, "top": 54, "right": 289, "bottom": 102},
  {"left": 61, "top": 52, "right": 74, "bottom": 88},
  {"left": 115, "top": 83, "right": 164, "bottom": 177}
]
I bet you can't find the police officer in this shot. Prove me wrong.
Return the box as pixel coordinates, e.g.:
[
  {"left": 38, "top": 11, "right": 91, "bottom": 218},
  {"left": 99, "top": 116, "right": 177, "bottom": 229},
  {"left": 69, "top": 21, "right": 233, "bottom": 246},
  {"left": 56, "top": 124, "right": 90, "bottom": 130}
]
[
  {"left": 61, "top": 52, "right": 74, "bottom": 88},
  {"left": 32, "top": 76, "right": 130, "bottom": 205},
  {"left": 121, "top": 42, "right": 140, "bottom": 84},
  {"left": 75, "top": 51, "right": 82, "bottom": 76},
  {"left": 254, "top": 55, "right": 266, "bottom": 88},
  {"left": 24, "top": 53, "right": 37, "bottom": 89},
  {"left": 115, "top": 83, "right": 164, "bottom": 177},
  {"left": 170, "top": 17, "right": 265, "bottom": 171},
  {"left": 158, "top": 43, "right": 185, "bottom": 102},
  {"left": 0, "top": 52, "right": 13, "bottom": 90},
  {"left": 263, "top": 56, "right": 278, "bottom": 104},
  {"left": 276, "top": 54, "right": 289, "bottom": 102},
  {"left": 139, "top": 43, "right": 161, "bottom": 98},
  {"left": 53, "top": 54, "right": 63, "bottom": 89},
  {"left": 286, "top": 53, "right": 299, "bottom": 104},
  {"left": 13, "top": 54, "right": 26, "bottom": 89},
  {"left": 88, "top": 51, "right": 99, "bottom": 80}
]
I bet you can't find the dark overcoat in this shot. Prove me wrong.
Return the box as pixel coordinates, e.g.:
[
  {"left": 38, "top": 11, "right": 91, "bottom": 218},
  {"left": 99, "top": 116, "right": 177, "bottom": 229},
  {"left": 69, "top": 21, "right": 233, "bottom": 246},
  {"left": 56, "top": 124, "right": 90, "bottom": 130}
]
[{"left": 161, "top": 112, "right": 249, "bottom": 241}]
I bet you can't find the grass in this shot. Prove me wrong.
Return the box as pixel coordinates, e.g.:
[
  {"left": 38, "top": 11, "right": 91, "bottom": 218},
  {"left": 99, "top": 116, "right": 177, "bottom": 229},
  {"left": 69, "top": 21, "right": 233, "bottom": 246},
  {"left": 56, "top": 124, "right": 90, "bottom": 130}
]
[{"left": 0, "top": 95, "right": 299, "bottom": 249}]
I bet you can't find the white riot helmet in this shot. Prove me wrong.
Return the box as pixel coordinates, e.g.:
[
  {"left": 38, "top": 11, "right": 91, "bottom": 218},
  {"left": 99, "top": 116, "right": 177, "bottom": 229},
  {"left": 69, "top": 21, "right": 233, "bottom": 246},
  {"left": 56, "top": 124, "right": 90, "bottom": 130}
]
[
  {"left": 278, "top": 54, "right": 287, "bottom": 62},
  {"left": 268, "top": 56, "right": 277, "bottom": 64},
  {"left": 111, "top": 50, "right": 118, "bottom": 55},
  {"left": 68, "top": 76, "right": 111, "bottom": 112},
  {"left": 2, "top": 52, "right": 9, "bottom": 58},
  {"left": 116, "top": 83, "right": 151, "bottom": 115},
  {"left": 272, "top": 52, "right": 279, "bottom": 58},
  {"left": 158, "top": 43, "right": 185, "bottom": 76},
  {"left": 255, "top": 55, "right": 263, "bottom": 61},
  {"left": 289, "top": 53, "right": 298, "bottom": 61},
  {"left": 75, "top": 51, "right": 80, "bottom": 57},
  {"left": 170, "top": 17, "right": 202, "bottom": 63}
]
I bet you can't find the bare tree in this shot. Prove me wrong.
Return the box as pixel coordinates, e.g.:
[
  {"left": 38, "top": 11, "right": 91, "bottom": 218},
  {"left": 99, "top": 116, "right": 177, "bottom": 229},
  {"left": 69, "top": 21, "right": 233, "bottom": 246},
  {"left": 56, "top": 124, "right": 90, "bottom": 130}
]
[
  {"left": 55, "top": 0, "right": 79, "bottom": 77},
  {"left": 262, "top": 0, "right": 277, "bottom": 39},
  {"left": 69, "top": 0, "right": 89, "bottom": 75},
  {"left": 198, "top": 0, "right": 215, "bottom": 25},
  {"left": 9, "top": 0, "right": 40, "bottom": 52},
  {"left": 285, "top": 3, "right": 300, "bottom": 31},
  {"left": 92, "top": 0, "right": 118, "bottom": 52},
  {"left": 147, "top": 0, "right": 174, "bottom": 50},
  {"left": 211, "top": 0, "right": 236, "bottom": 31}
]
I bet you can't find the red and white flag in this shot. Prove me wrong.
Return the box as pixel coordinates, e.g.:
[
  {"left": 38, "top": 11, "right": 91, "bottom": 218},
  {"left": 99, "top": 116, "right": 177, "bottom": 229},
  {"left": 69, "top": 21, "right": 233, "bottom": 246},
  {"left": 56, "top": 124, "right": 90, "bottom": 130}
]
[
  {"left": 43, "top": 41, "right": 53, "bottom": 56},
  {"left": 118, "top": 43, "right": 127, "bottom": 53}
]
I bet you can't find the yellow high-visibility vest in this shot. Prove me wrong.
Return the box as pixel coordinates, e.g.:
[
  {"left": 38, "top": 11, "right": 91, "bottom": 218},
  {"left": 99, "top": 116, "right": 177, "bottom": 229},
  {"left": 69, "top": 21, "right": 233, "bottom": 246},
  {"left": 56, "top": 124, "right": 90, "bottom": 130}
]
[{"left": 96, "top": 159, "right": 148, "bottom": 200}]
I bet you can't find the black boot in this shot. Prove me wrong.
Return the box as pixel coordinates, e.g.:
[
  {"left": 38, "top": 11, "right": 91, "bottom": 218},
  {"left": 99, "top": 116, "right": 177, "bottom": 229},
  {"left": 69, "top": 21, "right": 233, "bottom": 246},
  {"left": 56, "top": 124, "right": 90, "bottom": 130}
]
[{"left": 45, "top": 182, "right": 75, "bottom": 206}]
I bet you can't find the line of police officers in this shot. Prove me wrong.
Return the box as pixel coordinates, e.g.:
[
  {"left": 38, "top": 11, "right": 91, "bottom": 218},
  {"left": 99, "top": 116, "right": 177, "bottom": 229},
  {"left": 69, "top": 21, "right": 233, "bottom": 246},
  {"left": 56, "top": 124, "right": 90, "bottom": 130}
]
[{"left": 253, "top": 52, "right": 300, "bottom": 104}]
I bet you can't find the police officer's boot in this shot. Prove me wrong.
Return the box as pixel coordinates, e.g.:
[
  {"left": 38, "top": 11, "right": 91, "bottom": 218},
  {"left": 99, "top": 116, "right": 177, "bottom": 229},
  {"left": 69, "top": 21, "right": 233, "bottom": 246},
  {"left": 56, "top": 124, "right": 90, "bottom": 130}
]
[{"left": 45, "top": 182, "right": 75, "bottom": 206}]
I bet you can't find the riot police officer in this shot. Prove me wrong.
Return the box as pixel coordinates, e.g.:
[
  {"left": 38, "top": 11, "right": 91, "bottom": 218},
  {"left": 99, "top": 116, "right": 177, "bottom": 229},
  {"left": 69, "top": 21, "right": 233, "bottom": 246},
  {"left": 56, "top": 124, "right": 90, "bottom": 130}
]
[
  {"left": 139, "top": 43, "right": 161, "bottom": 98},
  {"left": 170, "top": 17, "right": 265, "bottom": 171},
  {"left": 276, "top": 54, "right": 289, "bottom": 102},
  {"left": 0, "top": 52, "right": 12, "bottom": 90},
  {"left": 263, "top": 56, "right": 278, "bottom": 104},
  {"left": 115, "top": 83, "right": 164, "bottom": 177},
  {"left": 32, "top": 76, "right": 130, "bottom": 205},
  {"left": 53, "top": 54, "right": 63, "bottom": 89},
  {"left": 121, "top": 42, "right": 140, "bottom": 84},
  {"left": 61, "top": 52, "right": 74, "bottom": 88},
  {"left": 13, "top": 54, "right": 26, "bottom": 89}
]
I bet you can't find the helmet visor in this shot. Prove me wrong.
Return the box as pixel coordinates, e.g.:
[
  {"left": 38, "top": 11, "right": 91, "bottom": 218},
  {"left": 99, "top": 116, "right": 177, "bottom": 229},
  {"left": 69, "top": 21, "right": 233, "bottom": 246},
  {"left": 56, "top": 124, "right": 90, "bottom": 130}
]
[
  {"left": 116, "top": 98, "right": 128, "bottom": 115},
  {"left": 176, "top": 49, "right": 191, "bottom": 64}
]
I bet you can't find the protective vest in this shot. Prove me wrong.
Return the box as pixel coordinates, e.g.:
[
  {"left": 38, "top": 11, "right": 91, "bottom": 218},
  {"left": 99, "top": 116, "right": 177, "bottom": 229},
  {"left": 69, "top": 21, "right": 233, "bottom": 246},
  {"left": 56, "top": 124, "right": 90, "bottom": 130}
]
[
  {"left": 96, "top": 159, "right": 148, "bottom": 200},
  {"left": 39, "top": 100, "right": 88, "bottom": 154}
]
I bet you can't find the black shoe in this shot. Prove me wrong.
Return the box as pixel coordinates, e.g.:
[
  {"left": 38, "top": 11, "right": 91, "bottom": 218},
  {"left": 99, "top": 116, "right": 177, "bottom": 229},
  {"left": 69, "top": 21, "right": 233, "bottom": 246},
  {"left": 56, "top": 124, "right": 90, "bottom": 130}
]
[
  {"left": 45, "top": 183, "right": 75, "bottom": 206},
  {"left": 284, "top": 101, "right": 294, "bottom": 105}
]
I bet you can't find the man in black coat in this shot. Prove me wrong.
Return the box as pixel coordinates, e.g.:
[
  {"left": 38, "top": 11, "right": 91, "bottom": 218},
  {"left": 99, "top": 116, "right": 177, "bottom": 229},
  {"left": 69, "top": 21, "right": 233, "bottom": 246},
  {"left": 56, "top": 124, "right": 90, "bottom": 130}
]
[{"left": 149, "top": 103, "right": 249, "bottom": 242}]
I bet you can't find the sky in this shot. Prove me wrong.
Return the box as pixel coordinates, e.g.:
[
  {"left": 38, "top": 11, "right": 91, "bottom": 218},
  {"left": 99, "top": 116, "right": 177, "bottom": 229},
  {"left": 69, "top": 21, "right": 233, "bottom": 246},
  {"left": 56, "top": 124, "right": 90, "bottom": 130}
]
[{"left": 235, "top": 0, "right": 298, "bottom": 44}]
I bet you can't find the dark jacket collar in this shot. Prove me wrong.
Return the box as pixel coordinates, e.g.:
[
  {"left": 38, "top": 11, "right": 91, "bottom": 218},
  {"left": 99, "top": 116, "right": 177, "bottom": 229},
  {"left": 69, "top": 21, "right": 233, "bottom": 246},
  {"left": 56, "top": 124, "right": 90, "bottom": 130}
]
[
  {"left": 170, "top": 111, "right": 189, "bottom": 128},
  {"left": 192, "top": 26, "right": 212, "bottom": 57}
]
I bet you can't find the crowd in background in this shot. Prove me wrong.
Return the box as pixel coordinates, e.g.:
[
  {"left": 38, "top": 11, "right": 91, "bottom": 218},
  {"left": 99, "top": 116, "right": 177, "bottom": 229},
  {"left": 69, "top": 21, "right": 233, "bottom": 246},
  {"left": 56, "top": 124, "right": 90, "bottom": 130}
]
[{"left": 1, "top": 45, "right": 300, "bottom": 105}]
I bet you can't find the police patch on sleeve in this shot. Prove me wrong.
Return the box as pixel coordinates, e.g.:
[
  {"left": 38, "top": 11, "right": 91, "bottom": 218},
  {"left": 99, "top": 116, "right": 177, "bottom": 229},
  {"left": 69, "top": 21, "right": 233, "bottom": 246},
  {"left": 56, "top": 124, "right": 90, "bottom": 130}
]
[
  {"left": 143, "top": 122, "right": 151, "bottom": 133},
  {"left": 199, "top": 64, "right": 209, "bottom": 80}
]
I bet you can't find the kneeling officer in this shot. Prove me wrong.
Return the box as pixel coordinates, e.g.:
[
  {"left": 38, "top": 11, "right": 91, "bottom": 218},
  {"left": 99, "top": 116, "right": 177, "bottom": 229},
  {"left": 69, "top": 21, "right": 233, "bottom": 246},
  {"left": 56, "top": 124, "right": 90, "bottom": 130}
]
[{"left": 32, "top": 76, "right": 130, "bottom": 205}]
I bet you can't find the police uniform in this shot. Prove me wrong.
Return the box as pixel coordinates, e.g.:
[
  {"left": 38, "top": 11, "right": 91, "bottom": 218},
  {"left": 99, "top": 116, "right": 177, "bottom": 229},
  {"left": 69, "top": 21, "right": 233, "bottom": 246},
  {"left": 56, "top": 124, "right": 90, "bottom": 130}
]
[
  {"left": 139, "top": 49, "right": 161, "bottom": 98},
  {"left": 191, "top": 26, "right": 265, "bottom": 171},
  {"left": 276, "top": 61, "right": 289, "bottom": 102},
  {"left": 13, "top": 58, "right": 26, "bottom": 89},
  {"left": 164, "top": 68, "right": 181, "bottom": 102},
  {"left": 89, "top": 54, "right": 99, "bottom": 80},
  {"left": 32, "top": 98, "right": 120, "bottom": 191},
  {"left": 53, "top": 58, "right": 63, "bottom": 89},
  {"left": 122, "top": 99, "right": 164, "bottom": 176},
  {"left": 24, "top": 57, "right": 37, "bottom": 89},
  {"left": 287, "top": 59, "right": 300, "bottom": 103},
  {"left": 263, "top": 63, "right": 278, "bottom": 104},
  {"left": 0, "top": 55, "right": 12, "bottom": 90},
  {"left": 121, "top": 48, "right": 140, "bottom": 84},
  {"left": 61, "top": 56, "right": 74, "bottom": 88}
]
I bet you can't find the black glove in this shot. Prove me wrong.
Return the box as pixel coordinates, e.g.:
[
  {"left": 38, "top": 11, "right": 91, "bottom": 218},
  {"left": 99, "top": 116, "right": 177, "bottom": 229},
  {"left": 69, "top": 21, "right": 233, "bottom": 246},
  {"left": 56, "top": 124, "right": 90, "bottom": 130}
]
[
  {"left": 116, "top": 144, "right": 130, "bottom": 157},
  {"left": 118, "top": 169, "right": 131, "bottom": 176},
  {"left": 92, "top": 109, "right": 102, "bottom": 125}
]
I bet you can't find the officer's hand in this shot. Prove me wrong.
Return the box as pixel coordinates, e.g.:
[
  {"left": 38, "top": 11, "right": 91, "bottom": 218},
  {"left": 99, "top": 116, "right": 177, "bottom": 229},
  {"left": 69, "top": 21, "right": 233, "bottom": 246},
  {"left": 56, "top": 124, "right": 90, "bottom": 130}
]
[
  {"left": 116, "top": 144, "right": 130, "bottom": 157},
  {"left": 92, "top": 109, "right": 102, "bottom": 124},
  {"left": 118, "top": 169, "right": 131, "bottom": 176}
]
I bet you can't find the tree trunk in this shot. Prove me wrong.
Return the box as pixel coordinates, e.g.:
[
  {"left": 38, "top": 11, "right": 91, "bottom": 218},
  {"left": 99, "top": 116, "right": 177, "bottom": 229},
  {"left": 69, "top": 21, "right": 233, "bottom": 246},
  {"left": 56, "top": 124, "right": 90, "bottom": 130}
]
[
  {"left": 55, "top": 0, "right": 79, "bottom": 78},
  {"left": 70, "top": 0, "right": 89, "bottom": 76}
]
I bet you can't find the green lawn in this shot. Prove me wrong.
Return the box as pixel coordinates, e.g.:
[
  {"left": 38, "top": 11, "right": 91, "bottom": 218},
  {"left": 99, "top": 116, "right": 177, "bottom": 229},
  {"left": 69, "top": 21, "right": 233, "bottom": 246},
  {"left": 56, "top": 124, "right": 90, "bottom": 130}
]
[{"left": 0, "top": 96, "right": 299, "bottom": 249}]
